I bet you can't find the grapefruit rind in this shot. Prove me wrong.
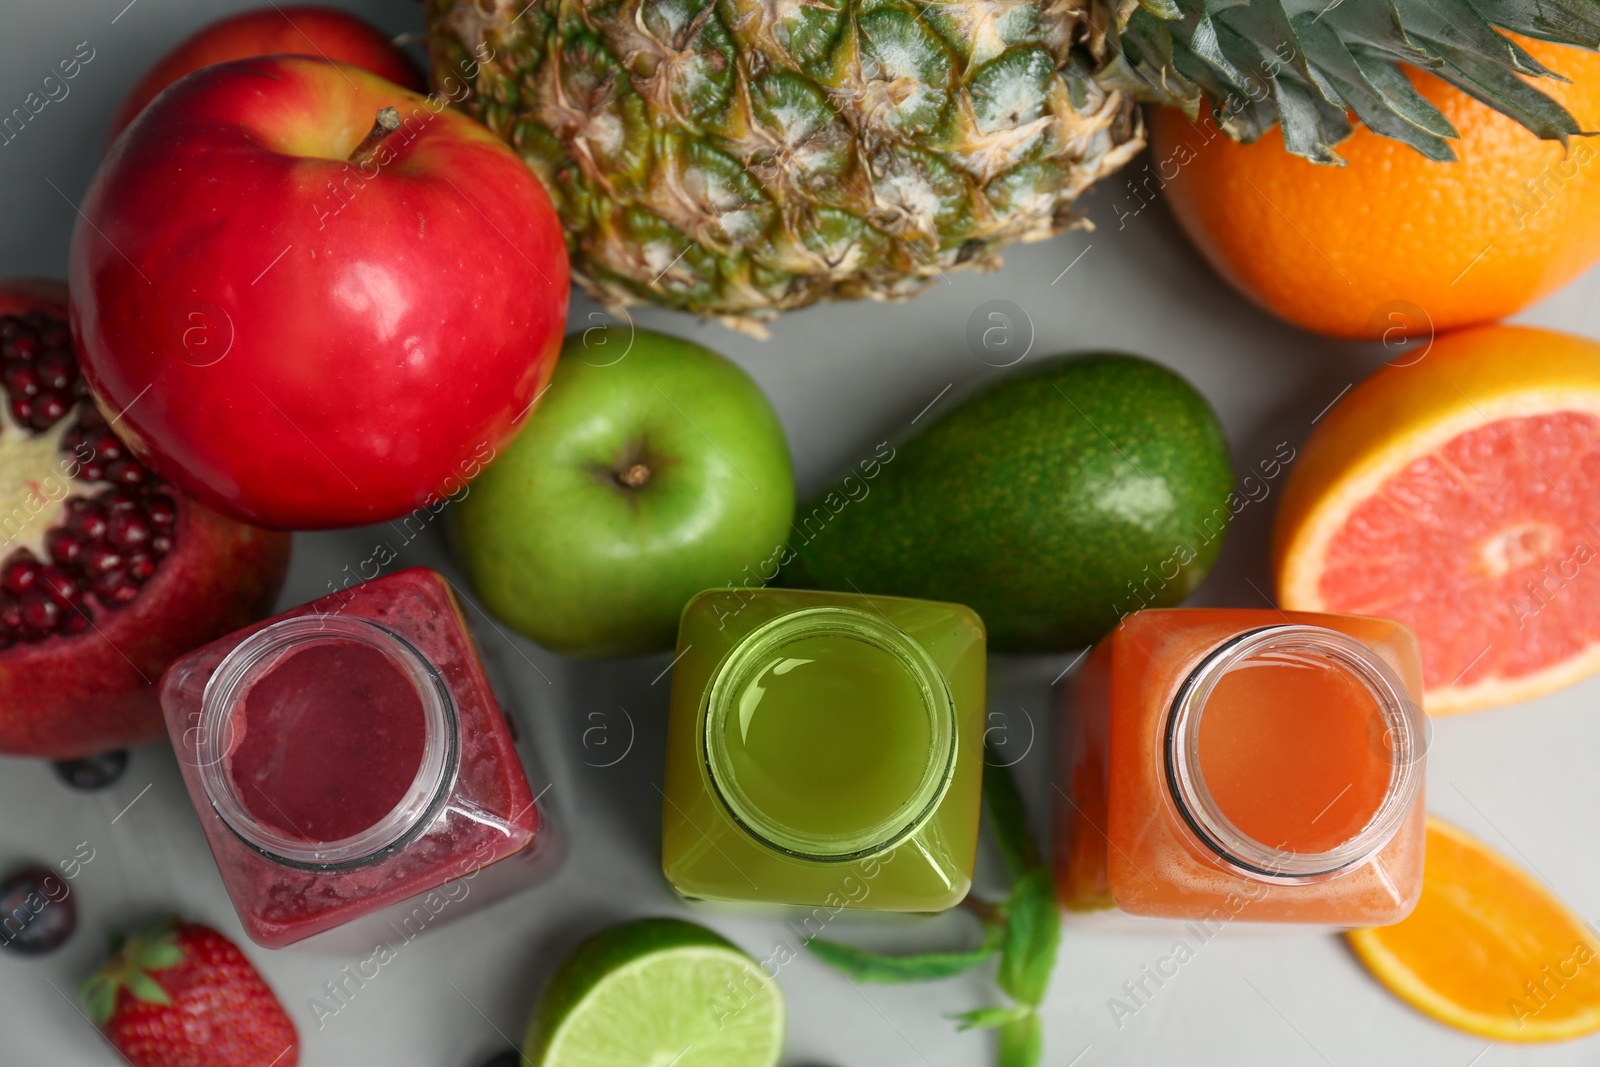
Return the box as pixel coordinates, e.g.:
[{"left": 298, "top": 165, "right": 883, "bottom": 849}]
[{"left": 1347, "top": 818, "right": 1600, "bottom": 1044}]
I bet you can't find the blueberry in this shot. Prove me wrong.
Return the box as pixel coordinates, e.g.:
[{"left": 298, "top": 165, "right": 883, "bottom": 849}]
[
  {"left": 53, "top": 749, "right": 128, "bottom": 791},
  {"left": 0, "top": 865, "right": 76, "bottom": 956},
  {"left": 476, "top": 1052, "right": 521, "bottom": 1067}
]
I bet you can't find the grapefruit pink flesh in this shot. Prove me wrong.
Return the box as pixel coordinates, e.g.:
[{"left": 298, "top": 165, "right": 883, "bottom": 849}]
[{"left": 1319, "top": 411, "right": 1600, "bottom": 704}]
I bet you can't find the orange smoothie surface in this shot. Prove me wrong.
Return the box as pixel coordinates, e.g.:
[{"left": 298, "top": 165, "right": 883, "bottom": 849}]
[{"left": 1196, "top": 649, "right": 1390, "bottom": 856}]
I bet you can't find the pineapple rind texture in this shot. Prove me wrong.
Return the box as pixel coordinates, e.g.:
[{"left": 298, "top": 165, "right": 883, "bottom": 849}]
[
  {"left": 428, "top": 0, "right": 1145, "bottom": 327},
  {"left": 430, "top": 0, "right": 1600, "bottom": 325}
]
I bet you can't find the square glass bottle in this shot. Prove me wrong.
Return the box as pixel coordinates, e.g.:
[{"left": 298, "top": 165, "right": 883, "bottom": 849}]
[
  {"left": 662, "top": 588, "right": 986, "bottom": 911},
  {"left": 159, "top": 567, "right": 560, "bottom": 948},
  {"left": 1056, "top": 608, "right": 1427, "bottom": 929}
]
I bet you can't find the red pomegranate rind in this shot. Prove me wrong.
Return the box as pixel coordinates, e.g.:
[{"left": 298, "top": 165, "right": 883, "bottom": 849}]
[
  {"left": 1318, "top": 412, "right": 1600, "bottom": 694},
  {"left": 0, "top": 279, "right": 291, "bottom": 758}
]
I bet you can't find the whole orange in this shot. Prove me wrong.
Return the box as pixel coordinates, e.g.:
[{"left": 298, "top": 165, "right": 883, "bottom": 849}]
[{"left": 1149, "top": 38, "right": 1600, "bottom": 339}]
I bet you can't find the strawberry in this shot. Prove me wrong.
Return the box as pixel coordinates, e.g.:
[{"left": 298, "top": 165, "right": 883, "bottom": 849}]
[{"left": 80, "top": 919, "right": 298, "bottom": 1067}]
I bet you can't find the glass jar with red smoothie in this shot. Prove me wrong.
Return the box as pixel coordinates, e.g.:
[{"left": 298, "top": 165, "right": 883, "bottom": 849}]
[{"left": 160, "top": 567, "right": 559, "bottom": 949}]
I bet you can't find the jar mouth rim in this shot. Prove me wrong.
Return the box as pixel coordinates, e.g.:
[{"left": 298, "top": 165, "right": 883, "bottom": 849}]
[
  {"left": 702, "top": 606, "right": 957, "bottom": 863},
  {"left": 1164, "top": 624, "right": 1425, "bottom": 883},
  {"left": 195, "top": 614, "right": 458, "bottom": 870}
]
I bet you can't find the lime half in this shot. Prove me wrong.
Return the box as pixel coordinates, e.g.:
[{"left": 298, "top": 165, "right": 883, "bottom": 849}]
[{"left": 525, "top": 918, "right": 785, "bottom": 1067}]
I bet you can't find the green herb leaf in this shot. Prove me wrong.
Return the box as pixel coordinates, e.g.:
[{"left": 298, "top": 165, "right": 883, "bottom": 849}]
[
  {"left": 999, "top": 1010, "right": 1043, "bottom": 1067},
  {"left": 948, "top": 1004, "right": 1033, "bottom": 1031},
  {"left": 806, "top": 921, "right": 1003, "bottom": 984},
  {"left": 997, "top": 870, "right": 1061, "bottom": 1007},
  {"left": 982, "top": 744, "right": 1037, "bottom": 883}
]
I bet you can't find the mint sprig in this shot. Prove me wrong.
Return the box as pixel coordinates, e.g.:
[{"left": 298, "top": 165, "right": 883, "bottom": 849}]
[
  {"left": 807, "top": 920, "right": 1004, "bottom": 983},
  {"left": 805, "top": 743, "right": 1061, "bottom": 1067}
]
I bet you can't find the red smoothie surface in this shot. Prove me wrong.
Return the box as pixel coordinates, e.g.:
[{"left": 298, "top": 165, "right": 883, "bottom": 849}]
[{"left": 227, "top": 641, "right": 426, "bottom": 842}]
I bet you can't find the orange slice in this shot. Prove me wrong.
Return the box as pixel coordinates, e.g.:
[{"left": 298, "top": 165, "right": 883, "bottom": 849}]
[
  {"left": 1348, "top": 816, "right": 1600, "bottom": 1042},
  {"left": 1274, "top": 325, "right": 1600, "bottom": 714}
]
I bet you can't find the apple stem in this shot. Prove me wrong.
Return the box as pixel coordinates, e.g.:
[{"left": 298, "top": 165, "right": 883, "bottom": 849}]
[
  {"left": 349, "top": 108, "right": 401, "bottom": 166},
  {"left": 617, "top": 464, "right": 652, "bottom": 489}
]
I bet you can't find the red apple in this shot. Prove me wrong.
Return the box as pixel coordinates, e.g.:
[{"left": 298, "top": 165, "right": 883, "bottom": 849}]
[
  {"left": 107, "top": 5, "right": 424, "bottom": 146},
  {"left": 0, "top": 279, "right": 291, "bottom": 759},
  {"left": 71, "top": 55, "right": 570, "bottom": 530}
]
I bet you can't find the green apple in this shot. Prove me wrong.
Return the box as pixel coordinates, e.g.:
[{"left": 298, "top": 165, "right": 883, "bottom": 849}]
[{"left": 450, "top": 327, "right": 795, "bottom": 657}]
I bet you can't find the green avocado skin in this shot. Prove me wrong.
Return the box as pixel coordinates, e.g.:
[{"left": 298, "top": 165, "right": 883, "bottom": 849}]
[{"left": 779, "top": 354, "right": 1235, "bottom": 652}]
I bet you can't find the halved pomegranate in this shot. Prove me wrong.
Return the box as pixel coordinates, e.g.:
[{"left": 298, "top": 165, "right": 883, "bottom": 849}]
[{"left": 0, "top": 279, "right": 290, "bottom": 758}]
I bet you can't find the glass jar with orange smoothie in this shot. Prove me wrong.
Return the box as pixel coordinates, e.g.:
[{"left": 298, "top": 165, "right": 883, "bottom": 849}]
[{"left": 1055, "top": 608, "right": 1427, "bottom": 929}]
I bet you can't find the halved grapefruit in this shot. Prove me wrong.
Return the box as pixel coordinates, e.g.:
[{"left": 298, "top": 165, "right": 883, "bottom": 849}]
[{"left": 1275, "top": 325, "right": 1600, "bottom": 715}]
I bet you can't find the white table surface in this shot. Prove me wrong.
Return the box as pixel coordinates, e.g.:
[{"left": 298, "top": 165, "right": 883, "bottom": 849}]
[{"left": 4, "top": 2, "right": 1600, "bottom": 1064}]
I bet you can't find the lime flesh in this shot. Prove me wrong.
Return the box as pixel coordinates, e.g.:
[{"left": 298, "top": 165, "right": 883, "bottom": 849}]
[{"left": 527, "top": 919, "right": 784, "bottom": 1067}]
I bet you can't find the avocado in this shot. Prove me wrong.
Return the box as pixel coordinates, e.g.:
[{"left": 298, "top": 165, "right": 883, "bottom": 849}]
[{"left": 778, "top": 354, "right": 1235, "bottom": 651}]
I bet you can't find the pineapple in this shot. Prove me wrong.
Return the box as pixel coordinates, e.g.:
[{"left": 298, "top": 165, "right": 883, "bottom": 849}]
[{"left": 426, "top": 0, "right": 1600, "bottom": 331}]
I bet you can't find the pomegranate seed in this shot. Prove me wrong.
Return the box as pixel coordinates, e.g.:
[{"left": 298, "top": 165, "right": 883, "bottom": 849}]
[
  {"left": 46, "top": 530, "right": 83, "bottom": 566},
  {"left": 145, "top": 495, "right": 176, "bottom": 526},
  {"left": 90, "top": 571, "right": 126, "bottom": 599},
  {"left": 104, "top": 460, "right": 146, "bottom": 488},
  {"left": 101, "top": 489, "right": 139, "bottom": 513},
  {"left": 36, "top": 351, "right": 71, "bottom": 391},
  {"left": 3, "top": 334, "right": 37, "bottom": 360},
  {"left": 37, "top": 567, "right": 78, "bottom": 607},
  {"left": 20, "top": 591, "right": 58, "bottom": 631},
  {"left": 107, "top": 513, "right": 150, "bottom": 549},
  {"left": 85, "top": 428, "right": 123, "bottom": 464},
  {"left": 33, "top": 394, "right": 67, "bottom": 427},
  {"left": 0, "top": 308, "right": 165, "bottom": 640},
  {"left": 4, "top": 363, "right": 39, "bottom": 397},
  {"left": 81, "top": 544, "right": 122, "bottom": 574},
  {"left": 1, "top": 555, "right": 38, "bottom": 595},
  {"left": 67, "top": 504, "right": 107, "bottom": 541}
]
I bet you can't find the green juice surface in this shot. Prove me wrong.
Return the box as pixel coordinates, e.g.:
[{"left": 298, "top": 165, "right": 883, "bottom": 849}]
[{"left": 714, "top": 631, "right": 936, "bottom": 848}]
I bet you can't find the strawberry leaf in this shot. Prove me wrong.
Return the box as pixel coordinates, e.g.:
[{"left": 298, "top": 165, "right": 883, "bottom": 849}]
[
  {"left": 125, "top": 969, "right": 172, "bottom": 1006},
  {"left": 138, "top": 940, "right": 184, "bottom": 970},
  {"left": 79, "top": 975, "right": 118, "bottom": 1028}
]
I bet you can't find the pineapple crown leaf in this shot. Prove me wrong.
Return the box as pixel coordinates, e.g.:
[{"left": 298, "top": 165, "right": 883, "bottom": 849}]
[
  {"left": 1110, "top": 0, "right": 1599, "bottom": 158},
  {"left": 78, "top": 920, "right": 186, "bottom": 1027}
]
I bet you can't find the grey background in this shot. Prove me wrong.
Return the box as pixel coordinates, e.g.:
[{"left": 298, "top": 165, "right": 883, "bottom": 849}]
[{"left": 2, "top": 1, "right": 1599, "bottom": 1064}]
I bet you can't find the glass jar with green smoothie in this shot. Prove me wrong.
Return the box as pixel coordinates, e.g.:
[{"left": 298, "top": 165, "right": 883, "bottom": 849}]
[{"left": 661, "top": 588, "right": 986, "bottom": 912}]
